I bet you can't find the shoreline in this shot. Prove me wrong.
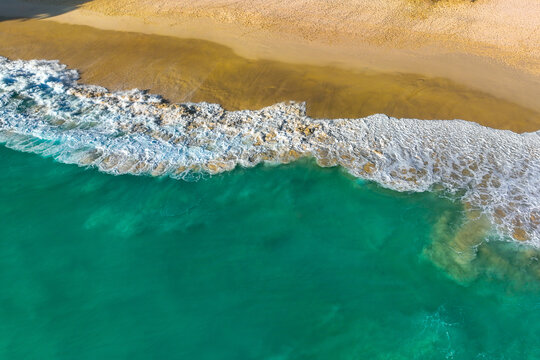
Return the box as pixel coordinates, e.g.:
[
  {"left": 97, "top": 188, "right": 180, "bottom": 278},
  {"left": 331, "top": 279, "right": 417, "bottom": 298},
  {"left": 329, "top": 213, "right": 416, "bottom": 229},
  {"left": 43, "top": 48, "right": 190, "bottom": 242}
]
[{"left": 2, "top": 55, "right": 539, "bottom": 244}]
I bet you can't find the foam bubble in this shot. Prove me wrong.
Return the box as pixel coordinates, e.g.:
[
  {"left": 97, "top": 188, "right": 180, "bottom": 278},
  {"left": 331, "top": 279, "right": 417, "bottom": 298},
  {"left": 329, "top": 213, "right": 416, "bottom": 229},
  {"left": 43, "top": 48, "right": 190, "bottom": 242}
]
[{"left": 0, "top": 56, "right": 539, "bottom": 245}]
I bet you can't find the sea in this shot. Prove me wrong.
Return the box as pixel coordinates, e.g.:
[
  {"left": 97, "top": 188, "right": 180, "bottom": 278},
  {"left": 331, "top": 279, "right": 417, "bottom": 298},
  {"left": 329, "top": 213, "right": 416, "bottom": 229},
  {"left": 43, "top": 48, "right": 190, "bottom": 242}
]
[{"left": 0, "top": 57, "right": 539, "bottom": 359}]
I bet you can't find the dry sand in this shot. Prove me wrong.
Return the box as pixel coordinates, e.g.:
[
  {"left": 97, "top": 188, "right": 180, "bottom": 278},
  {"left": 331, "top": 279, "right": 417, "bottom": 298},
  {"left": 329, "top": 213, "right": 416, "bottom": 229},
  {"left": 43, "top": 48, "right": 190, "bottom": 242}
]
[
  {"left": 79, "top": 0, "right": 540, "bottom": 73},
  {"left": 0, "top": 0, "right": 538, "bottom": 131}
]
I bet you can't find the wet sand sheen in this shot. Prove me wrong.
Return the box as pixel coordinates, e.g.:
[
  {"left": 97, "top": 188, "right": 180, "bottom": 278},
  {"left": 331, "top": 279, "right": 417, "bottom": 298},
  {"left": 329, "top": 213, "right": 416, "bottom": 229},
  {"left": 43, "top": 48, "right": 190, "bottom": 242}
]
[{"left": 0, "top": 18, "right": 538, "bottom": 133}]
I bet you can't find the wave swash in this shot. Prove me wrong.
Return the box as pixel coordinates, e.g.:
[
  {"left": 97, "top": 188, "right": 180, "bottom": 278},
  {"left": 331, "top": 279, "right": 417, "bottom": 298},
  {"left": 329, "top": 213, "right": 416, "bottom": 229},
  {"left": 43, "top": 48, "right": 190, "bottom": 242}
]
[{"left": 0, "top": 57, "right": 539, "bottom": 245}]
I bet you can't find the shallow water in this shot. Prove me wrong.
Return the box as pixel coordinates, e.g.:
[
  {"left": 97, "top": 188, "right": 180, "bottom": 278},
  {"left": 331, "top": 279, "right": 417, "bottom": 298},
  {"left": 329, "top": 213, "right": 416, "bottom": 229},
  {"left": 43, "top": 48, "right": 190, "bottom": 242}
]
[{"left": 0, "top": 147, "right": 539, "bottom": 359}]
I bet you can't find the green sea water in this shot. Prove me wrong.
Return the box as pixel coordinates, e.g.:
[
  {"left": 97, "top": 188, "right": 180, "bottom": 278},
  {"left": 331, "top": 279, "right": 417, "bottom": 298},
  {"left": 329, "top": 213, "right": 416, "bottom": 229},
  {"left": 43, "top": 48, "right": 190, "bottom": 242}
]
[{"left": 0, "top": 146, "right": 539, "bottom": 359}]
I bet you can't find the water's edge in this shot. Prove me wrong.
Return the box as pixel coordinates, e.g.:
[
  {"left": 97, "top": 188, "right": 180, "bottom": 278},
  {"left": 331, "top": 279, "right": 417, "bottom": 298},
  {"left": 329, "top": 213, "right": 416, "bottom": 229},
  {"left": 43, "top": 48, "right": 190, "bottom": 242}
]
[{"left": 0, "top": 56, "right": 538, "bottom": 245}]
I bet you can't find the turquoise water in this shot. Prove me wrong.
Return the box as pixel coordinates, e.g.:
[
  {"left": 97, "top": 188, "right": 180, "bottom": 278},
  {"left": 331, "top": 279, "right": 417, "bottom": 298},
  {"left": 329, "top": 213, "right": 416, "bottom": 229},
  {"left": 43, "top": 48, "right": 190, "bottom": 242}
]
[{"left": 1, "top": 146, "right": 540, "bottom": 359}]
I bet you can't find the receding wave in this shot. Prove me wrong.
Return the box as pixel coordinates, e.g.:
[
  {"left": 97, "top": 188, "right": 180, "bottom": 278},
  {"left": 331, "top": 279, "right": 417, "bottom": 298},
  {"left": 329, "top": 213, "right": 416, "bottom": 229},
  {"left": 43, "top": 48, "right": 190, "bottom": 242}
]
[{"left": 0, "top": 57, "right": 539, "bottom": 245}]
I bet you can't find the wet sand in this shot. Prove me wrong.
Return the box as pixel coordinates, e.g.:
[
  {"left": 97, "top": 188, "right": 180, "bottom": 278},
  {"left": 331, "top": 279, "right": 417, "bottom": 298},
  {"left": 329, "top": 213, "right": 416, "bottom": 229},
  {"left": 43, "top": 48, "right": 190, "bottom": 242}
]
[{"left": 0, "top": 19, "right": 538, "bottom": 132}]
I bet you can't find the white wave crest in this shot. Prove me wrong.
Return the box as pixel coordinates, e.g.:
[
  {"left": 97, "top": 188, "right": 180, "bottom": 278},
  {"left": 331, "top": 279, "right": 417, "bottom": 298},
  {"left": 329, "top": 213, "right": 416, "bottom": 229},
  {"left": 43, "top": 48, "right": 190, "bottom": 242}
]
[{"left": 0, "top": 57, "right": 539, "bottom": 244}]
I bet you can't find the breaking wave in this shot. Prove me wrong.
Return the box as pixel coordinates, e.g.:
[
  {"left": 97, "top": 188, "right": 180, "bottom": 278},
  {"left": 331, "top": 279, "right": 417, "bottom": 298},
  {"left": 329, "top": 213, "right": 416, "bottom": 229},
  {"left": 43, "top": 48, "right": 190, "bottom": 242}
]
[{"left": 0, "top": 57, "right": 539, "bottom": 244}]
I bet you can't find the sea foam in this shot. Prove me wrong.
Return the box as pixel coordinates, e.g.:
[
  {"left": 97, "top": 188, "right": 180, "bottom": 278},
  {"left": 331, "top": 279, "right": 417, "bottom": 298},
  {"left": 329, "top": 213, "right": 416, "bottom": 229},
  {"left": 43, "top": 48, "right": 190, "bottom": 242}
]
[{"left": 0, "top": 57, "right": 539, "bottom": 245}]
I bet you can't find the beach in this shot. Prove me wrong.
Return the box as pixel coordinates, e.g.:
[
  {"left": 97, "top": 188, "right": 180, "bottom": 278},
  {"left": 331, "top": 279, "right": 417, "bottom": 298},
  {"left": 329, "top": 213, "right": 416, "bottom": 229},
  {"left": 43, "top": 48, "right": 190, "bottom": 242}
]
[{"left": 0, "top": 0, "right": 539, "bottom": 132}]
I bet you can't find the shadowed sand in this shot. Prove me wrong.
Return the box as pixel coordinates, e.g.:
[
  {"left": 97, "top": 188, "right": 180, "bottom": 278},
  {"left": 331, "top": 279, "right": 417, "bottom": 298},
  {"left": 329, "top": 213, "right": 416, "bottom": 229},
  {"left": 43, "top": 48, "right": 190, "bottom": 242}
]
[{"left": 0, "top": 19, "right": 538, "bottom": 132}]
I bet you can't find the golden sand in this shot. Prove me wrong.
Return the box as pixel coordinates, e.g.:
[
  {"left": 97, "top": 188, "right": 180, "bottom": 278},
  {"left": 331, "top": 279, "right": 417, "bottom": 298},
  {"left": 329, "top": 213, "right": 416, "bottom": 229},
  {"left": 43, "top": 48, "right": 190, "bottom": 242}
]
[
  {"left": 0, "top": 19, "right": 538, "bottom": 132},
  {"left": 79, "top": 0, "right": 540, "bottom": 75}
]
